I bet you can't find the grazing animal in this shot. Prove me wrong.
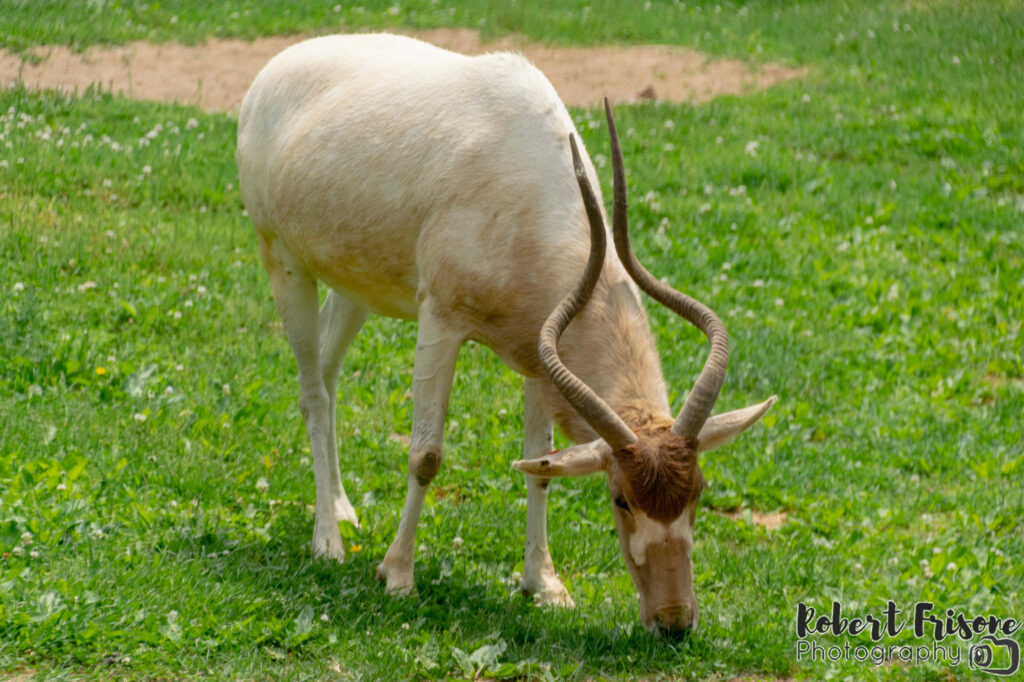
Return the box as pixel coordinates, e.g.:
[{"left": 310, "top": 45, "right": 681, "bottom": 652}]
[{"left": 236, "top": 33, "right": 775, "bottom": 634}]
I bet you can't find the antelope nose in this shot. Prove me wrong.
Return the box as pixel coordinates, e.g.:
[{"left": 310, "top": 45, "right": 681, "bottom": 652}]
[{"left": 653, "top": 604, "right": 695, "bottom": 635}]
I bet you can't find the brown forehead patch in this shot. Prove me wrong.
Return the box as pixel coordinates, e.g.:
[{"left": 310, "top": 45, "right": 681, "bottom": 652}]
[{"left": 614, "top": 429, "right": 704, "bottom": 523}]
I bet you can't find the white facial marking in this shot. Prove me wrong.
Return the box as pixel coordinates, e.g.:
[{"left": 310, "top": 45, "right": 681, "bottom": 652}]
[{"left": 628, "top": 510, "right": 693, "bottom": 566}]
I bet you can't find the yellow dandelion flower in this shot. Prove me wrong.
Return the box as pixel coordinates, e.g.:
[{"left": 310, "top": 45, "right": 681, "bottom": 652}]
[
  {"left": 350, "top": 544, "right": 362, "bottom": 553},
  {"left": 96, "top": 367, "right": 107, "bottom": 376}
]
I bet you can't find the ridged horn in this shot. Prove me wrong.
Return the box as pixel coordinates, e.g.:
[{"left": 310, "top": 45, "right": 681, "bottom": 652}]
[
  {"left": 604, "top": 98, "right": 729, "bottom": 441},
  {"left": 536, "top": 135, "right": 638, "bottom": 451}
]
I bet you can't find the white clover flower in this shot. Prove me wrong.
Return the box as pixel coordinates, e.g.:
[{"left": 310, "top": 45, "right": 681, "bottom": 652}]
[
  {"left": 20, "top": 531, "right": 33, "bottom": 545},
  {"left": 745, "top": 140, "right": 760, "bottom": 157},
  {"left": 452, "top": 536, "right": 464, "bottom": 550},
  {"left": 12, "top": 282, "right": 24, "bottom": 293},
  {"left": 133, "top": 413, "right": 147, "bottom": 422},
  {"left": 256, "top": 477, "right": 269, "bottom": 493}
]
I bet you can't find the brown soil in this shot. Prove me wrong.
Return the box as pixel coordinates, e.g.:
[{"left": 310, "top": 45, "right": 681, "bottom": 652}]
[
  {"left": 0, "top": 28, "right": 806, "bottom": 112},
  {"left": 720, "top": 508, "right": 788, "bottom": 530}
]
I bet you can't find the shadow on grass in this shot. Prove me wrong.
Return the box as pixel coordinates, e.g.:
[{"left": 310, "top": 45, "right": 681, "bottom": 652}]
[{"left": 148, "top": 507, "right": 706, "bottom": 674}]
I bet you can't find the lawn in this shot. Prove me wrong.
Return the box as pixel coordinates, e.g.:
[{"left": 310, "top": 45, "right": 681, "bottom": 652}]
[{"left": 1, "top": 1, "right": 1022, "bottom": 680}]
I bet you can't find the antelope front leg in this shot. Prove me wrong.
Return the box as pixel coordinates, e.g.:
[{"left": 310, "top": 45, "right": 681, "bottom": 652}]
[
  {"left": 376, "top": 305, "right": 462, "bottom": 594},
  {"left": 520, "top": 377, "right": 575, "bottom": 607}
]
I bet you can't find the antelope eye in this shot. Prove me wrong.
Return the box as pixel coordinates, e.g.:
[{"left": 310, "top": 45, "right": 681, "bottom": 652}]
[{"left": 614, "top": 495, "right": 631, "bottom": 513}]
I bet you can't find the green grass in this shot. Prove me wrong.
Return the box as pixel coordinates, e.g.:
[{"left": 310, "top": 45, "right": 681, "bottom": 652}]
[{"left": 1, "top": 1, "right": 1022, "bottom": 679}]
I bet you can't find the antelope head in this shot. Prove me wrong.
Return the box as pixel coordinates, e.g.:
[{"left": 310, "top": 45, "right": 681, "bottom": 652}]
[{"left": 514, "top": 101, "right": 776, "bottom": 635}]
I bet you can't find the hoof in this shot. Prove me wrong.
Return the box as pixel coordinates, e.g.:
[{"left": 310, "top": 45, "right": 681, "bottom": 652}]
[
  {"left": 532, "top": 586, "right": 576, "bottom": 608},
  {"left": 376, "top": 562, "right": 415, "bottom": 596},
  {"left": 312, "top": 535, "right": 345, "bottom": 563},
  {"left": 521, "top": 579, "right": 575, "bottom": 608},
  {"left": 313, "top": 517, "right": 345, "bottom": 563}
]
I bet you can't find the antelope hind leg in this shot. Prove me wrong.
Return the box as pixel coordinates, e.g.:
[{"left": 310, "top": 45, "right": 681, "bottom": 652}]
[
  {"left": 318, "top": 290, "right": 370, "bottom": 528},
  {"left": 258, "top": 234, "right": 345, "bottom": 561}
]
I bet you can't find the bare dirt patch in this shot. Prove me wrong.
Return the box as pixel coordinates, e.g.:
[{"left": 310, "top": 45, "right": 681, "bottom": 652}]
[
  {"left": 719, "top": 508, "right": 788, "bottom": 530},
  {"left": 0, "top": 28, "right": 806, "bottom": 112}
]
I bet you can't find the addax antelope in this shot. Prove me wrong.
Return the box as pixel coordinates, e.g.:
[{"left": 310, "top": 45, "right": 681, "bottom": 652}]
[{"left": 236, "top": 33, "right": 775, "bottom": 634}]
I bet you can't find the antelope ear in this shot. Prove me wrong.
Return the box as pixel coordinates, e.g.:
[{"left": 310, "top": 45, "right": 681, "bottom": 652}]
[
  {"left": 513, "top": 439, "right": 612, "bottom": 477},
  {"left": 697, "top": 395, "right": 777, "bottom": 453}
]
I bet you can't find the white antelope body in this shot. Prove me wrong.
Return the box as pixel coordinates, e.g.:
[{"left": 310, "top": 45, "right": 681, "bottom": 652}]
[{"left": 237, "top": 33, "right": 774, "bottom": 634}]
